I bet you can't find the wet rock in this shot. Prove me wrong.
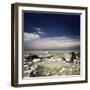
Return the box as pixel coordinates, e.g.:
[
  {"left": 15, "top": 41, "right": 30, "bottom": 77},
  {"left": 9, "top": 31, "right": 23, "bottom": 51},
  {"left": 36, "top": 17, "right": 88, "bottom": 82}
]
[
  {"left": 33, "top": 59, "right": 41, "bottom": 63},
  {"left": 25, "top": 54, "right": 40, "bottom": 61}
]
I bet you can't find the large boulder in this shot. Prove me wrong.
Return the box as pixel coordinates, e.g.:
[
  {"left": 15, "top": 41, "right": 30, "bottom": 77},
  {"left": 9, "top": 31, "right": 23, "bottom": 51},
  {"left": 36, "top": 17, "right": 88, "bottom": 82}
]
[
  {"left": 70, "top": 52, "right": 76, "bottom": 62},
  {"left": 63, "top": 53, "right": 72, "bottom": 62},
  {"left": 63, "top": 52, "right": 80, "bottom": 63},
  {"left": 25, "top": 54, "right": 40, "bottom": 61}
]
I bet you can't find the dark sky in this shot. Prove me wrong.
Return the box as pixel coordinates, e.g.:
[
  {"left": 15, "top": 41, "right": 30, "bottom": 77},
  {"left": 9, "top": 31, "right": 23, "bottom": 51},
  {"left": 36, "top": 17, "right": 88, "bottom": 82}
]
[
  {"left": 24, "top": 11, "right": 80, "bottom": 38},
  {"left": 23, "top": 11, "right": 80, "bottom": 50}
]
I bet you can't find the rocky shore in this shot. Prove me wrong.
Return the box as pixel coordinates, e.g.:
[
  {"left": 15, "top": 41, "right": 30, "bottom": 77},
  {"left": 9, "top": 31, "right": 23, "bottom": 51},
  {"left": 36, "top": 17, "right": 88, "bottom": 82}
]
[{"left": 23, "top": 51, "right": 80, "bottom": 78}]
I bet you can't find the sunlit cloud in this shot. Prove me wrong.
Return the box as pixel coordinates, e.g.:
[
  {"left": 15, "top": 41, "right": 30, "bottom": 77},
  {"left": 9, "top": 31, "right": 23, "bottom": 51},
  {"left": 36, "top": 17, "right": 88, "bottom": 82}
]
[{"left": 24, "top": 32, "right": 40, "bottom": 41}]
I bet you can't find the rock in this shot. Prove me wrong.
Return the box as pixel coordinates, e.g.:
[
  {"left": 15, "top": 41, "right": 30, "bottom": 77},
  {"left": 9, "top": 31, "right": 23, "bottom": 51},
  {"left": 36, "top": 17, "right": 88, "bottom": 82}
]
[
  {"left": 24, "top": 55, "right": 30, "bottom": 59},
  {"left": 24, "top": 62, "right": 27, "bottom": 65},
  {"left": 62, "top": 60, "right": 66, "bottom": 63},
  {"left": 24, "top": 65, "right": 28, "bottom": 68},
  {"left": 72, "top": 66, "right": 75, "bottom": 68},
  {"left": 29, "top": 70, "right": 37, "bottom": 77},
  {"left": 46, "top": 54, "right": 53, "bottom": 59},
  {"left": 33, "top": 59, "right": 41, "bottom": 63},
  {"left": 24, "top": 70, "right": 32, "bottom": 74},
  {"left": 53, "top": 74, "right": 58, "bottom": 76},
  {"left": 46, "top": 72, "right": 50, "bottom": 76},
  {"left": 51, "top": 71, "right": 56, "bottom": 75},
  {"left": 28, "top": 62, "right": 32, "bottom": 65},
  {"left": 59, "top": 67, "right": 66, "bottom": 73},
  {"left": 73, "top": 59, "right": 80, "bottom": 64},
  {"left": 63, "top": 53, "right": 72, "bottom": 62},
  {"left": 30, "top": 65, "right": 38, "bottom": 71},
  {"left": 25, "top": 54, "right": 40, "bottom": 61},
  {"left": 69, "top": 68, "right": 73, "bottom": 71},
  {"left": 56, "top": 58, "right": 62, "bottom": 62},
  {"left": 70, "top": 52, "right": 76, "bottom": 62},
  {"left": 48, "top": 58, "right": 56, "bottom": 62}
]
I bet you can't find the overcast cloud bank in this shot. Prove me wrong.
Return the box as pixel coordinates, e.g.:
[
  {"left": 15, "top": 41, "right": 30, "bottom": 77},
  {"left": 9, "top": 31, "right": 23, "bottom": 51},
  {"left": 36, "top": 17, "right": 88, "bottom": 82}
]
[{"left": 24, "top": 32, "right": 80, "bottom": 50}]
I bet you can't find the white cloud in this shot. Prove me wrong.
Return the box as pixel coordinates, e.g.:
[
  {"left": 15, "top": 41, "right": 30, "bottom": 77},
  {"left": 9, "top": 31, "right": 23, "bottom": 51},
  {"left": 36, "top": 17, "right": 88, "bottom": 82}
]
[
  {"left": 31, "top": 27, "right": 41, "bottom": 31},
  {"left": 38, "top": 31, "right": 45, "bottom": 35},
  {"left": 24, "top": 35, "right": 80, "bottom": 50},
  {"left": 35, "top": 27, "right": 41, "bottom": 31},
  {"left": 31, "top": 26, "right": 45, "bottom": 35},
  {"left": 24, "top": 32, "right": 40, "bottom": 41}
]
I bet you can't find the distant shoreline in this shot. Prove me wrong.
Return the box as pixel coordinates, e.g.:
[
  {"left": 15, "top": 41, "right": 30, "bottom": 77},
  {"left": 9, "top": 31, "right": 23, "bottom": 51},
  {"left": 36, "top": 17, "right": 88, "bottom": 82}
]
[
  {"left": 24, "top": 50, "right": 80, "bottom": 55},
  {"left": 24, "top": 49, "right": 80, "bottom": 52}
]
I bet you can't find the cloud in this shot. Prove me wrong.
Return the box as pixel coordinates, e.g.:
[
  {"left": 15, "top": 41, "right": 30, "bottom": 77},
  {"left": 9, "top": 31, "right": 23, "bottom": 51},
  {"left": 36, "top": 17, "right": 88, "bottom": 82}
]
[
  {"left": 31, "top": 26, "right": 45, "bottom": 35},
  {"left": 24, "top": 34, "right": 80, "bottom": 50},
  {"left": 34, "top": 27, "right": 41, "bottom": 31},
  {"left": 31, "top": 27, "right": 41, "bottom": 31},
  {"left": 24, "top": 32, "right": 40, "bottom": 41},
  {"left": 38, "top": 31, "right": 45, "bottom": 35}
]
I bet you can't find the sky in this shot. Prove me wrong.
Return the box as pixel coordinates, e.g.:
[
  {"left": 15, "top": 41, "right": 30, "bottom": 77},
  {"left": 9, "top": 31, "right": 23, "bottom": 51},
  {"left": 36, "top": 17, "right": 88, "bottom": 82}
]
[{"left": 23, "top": 11, "right": 80, "bottom": 50}]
